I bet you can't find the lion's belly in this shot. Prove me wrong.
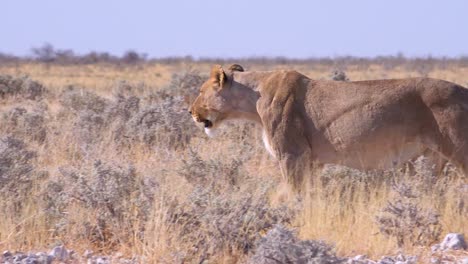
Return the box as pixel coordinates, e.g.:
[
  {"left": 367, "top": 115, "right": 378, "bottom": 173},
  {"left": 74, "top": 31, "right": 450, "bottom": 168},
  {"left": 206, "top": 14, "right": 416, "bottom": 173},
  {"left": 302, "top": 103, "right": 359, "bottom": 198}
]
[
  {"left": 309, "top": 115, "right": 431, "bottom": 170},
  {"left": 307, "top": 92, "right": 433, "bottom": 170},
  {"left": 310, "top": 121, "right": 428, "bottom": 169},
  {"left": 322, "top": 141, "right": 426, "bottom": 170}
]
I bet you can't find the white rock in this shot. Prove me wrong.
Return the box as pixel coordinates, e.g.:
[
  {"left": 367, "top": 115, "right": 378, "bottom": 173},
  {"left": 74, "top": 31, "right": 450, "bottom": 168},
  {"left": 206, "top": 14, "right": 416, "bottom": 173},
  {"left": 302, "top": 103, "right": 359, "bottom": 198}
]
[
  {"left": 440, "top": 233, "right": 467, "bottom": 250},
  {"left": 95, "top": 256, "right": 111, "bottom": 264},
  {"left": 377, "top": 256, "right": 394, "bottom": 264},
  {"left": 49, "top": 245, "right": 69, "bottom": 261},
  {"left": 431, "top": 243, "right": 441, "bottom": 253},
  {"left": 348, "top": 255, "right": 377, "bottom": 264},
  {"left": 377, "top": 255, "right": 417, "bottom": 264},
  {"left": 353, "top": 255, "right": 368, "bottom": 260},
  {"left": 36, "top": 252, "right": 53, "bottom": 264},
  {"left": 13, "top": 253, "right": 27, "bottom": 262},
  {"left": 113, "top": 251, "right": 124, "bottom": 258},
  {"left": 404, "top": 256, "right": 417, "bottom": 264},
  {"left": 84, "top": 249, "right": 94, "bottom": 258},
  {"left": 2, "top": 250, "right": 12, "bottom": 258}
]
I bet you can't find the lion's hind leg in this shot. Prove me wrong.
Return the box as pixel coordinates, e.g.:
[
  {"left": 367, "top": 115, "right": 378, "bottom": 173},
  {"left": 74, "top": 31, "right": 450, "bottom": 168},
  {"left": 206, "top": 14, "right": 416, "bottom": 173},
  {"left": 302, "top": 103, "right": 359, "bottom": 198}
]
[{"left": 430, "top": 106, "right": 468, "bottom": 177}]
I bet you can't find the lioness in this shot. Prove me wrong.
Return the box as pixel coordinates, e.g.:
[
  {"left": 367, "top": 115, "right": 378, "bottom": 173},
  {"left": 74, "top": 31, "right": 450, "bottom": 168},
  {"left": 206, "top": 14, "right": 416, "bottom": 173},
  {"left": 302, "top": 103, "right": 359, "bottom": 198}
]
[{"left": 190, "top": 64, "right": 468, "bottom": 188}]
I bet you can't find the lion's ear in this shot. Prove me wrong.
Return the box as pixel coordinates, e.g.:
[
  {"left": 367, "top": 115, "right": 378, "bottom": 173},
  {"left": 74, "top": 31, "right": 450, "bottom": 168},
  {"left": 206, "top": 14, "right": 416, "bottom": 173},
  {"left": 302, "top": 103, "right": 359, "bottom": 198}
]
[
  {"left": 228, "top": 64, "right": 244, "bottom": 72},
  {"left": 210, "top": 65, "right": 226, "bottom": 89}
]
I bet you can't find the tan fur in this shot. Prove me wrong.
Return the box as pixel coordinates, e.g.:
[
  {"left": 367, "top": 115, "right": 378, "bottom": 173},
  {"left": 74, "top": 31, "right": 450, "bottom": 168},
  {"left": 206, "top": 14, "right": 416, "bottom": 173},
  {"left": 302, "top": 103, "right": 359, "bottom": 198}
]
[{"left": 190, "top": 65, "right": 468, "bottom": 189}]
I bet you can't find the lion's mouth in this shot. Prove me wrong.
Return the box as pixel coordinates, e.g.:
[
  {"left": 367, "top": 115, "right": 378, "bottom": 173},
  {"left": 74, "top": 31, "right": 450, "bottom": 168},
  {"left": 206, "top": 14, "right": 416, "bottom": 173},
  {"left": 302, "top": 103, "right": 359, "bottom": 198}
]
[{"left": 203, "top": 119, "right": 213, "bottom": 128}]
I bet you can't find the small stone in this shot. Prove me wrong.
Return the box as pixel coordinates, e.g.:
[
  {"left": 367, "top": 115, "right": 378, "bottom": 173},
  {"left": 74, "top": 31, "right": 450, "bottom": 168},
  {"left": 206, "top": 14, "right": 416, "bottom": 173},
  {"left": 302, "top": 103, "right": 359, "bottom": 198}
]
[
  {"left": 95, "top": 256, "right": 110, "bottom": 264},
  {"left": 49, "top": 245, "right": 69, "bottom": 261},
  {"left": 353, "top": 255, "right": 368, "bottom": 260},
  {"left": 36, "top": 252, "right": 53, "bottom": 264},
  {"left": 84, "top": 249, "right": 94, "bottom": 258},
  {"left": 431, "top": 243, "right": 441, "bottom": 252},
  {"left": 13, "top": 253, "right": 27, "bottom": 262},
  {"left": 23, "top": 255, "right": 40, "bottom": 264},
  {"left": 405, "top": 256, "right": 418, "bottom": 264},
  {"left": 460, "top": 257, "right": 468, "bottom": 264},
  {"left": 440, "top": 233, "right": 467, "bottom": 250},
  {"left": 348, "top": 255, "right": 375, "bottom": 264},
  {"left": 114, "top": 252, "right": 123, "bottom": 258},
  {"left": 377, "top": 256, "right": 394, "bottom": 264},
  {"left": 393, "top": 254, "right": 417, "bottom": 264},
  {"left": 2, "top": 250, "right": 12, "bottom": 258}
]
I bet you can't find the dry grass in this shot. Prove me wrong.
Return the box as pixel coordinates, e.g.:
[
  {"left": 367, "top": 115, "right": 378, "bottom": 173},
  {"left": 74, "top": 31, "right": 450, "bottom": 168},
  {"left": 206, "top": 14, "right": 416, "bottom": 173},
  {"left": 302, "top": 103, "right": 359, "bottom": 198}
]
[{"left": 0, "top": 61, "right": 467, "bottom": 263}]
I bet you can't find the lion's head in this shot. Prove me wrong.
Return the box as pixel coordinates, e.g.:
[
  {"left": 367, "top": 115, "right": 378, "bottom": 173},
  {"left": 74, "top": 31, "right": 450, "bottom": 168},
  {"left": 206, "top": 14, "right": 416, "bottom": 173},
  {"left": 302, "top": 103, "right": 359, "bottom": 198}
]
[{"left": 189, "top": 64, "right": 245, "bottom": 136}]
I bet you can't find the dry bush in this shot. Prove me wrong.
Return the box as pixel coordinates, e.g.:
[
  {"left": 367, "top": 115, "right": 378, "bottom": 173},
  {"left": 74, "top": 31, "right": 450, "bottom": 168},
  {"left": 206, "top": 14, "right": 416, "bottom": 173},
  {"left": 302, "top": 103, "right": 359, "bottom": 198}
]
[
  {"left": 330, "top": 70, "right": 349, "bottom": 81},
  {"left": 0, "top": 136, "right": 36, "bottom": 187},
  {"left": 376, "top": 182, "right": 442, "bottom": 248},
  {"left": 297, "top": 158, "right": 466, "bottom": 258},
  {"left": 317, "top": 165, "right": 391, "bottom": 206},
  {"left": 249, "top": 225, "right": 344, "bottom": 264},
  {"left": 148, "top": 148, "right": 294, "bottom": 262},
  {"left": 0, "top": 137, "right": 44, "bottom": 203},
  {"left": 48, "top": 160, "right": 154, "bottom": 250},
  {"left": 58, "top": 79, "right": 199, "bottom": 150},
  {"left": 121, "top": 69, "right": 206, "bottom": 149},
  {"left": 60, "top": 86, "right": 110, "bottom": 114},
  {"left": 109, "top": 94, "right": 141, "bottom": 121},
  {"left": 1, "top": 106, "right": 48, "bottom": 143},
  {"left": 0, "top": 74, "right": 47, "bottom": 100},
  {"left": 119, "top": 96, "right": 197, "bottom": 149},
  {"left": 161, "top": 69, "right": 207, "bottom": 104},
  {"left": 374, "top": 158, "right": 454, "bottom": 248},
  {"left": 0, "top": 137, "right": 50, "bottom": 248},
  {"left": 178, "top": 148, "right": 249, "bottom": 188},
  {"left": 59, "top": 160, "right": 151, "bottom": 219},
  {"left": 167, "top": 186, "right": 295, "bottom": 262},
  {"left": 58, "top": 87, "right": 111, "bottom": 145}
]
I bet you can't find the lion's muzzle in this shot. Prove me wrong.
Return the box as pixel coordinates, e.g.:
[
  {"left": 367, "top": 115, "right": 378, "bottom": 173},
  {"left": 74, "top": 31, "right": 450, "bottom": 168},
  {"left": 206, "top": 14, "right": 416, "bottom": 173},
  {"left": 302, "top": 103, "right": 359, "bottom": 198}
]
[
  {"left": 203, "top": 119, "right": 213, "bottom": 128},
  {"left": 190, "top": 111, "right": 213, "bottom": 128}
]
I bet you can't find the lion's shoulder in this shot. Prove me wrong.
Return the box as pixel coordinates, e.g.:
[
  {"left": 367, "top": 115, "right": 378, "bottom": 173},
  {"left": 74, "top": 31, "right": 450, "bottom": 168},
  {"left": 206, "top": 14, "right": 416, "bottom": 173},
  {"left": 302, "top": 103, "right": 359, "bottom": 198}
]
[
  {"left": 256, "top": 70, "right": 311, "bottom": 124},
  {"left": 259, "top": 70, "right": 309, "bottom": 97}
]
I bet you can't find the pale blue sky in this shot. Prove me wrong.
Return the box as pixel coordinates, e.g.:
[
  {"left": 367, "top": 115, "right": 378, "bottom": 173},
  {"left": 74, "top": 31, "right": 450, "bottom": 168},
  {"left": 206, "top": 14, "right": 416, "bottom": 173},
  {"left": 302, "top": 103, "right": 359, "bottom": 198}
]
[{"left": 2, "top": 0, "right": 467, "bottom": 58}]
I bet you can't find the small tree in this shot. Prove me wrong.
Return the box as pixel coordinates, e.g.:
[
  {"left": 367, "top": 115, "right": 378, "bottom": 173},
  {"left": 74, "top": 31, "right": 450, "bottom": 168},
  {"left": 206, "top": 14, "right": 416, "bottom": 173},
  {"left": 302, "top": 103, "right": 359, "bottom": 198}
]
[{"left": 31, "top": 43, "right": 56, "bottom": 62}]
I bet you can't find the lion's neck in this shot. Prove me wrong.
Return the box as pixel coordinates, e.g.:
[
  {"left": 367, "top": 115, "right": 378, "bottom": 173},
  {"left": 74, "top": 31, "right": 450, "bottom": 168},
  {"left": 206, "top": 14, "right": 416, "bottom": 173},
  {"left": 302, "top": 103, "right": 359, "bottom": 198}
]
[
  {"left": 228, "top": 71, "right": 274, "bottom": 125},
  {"left": 232, "top": 71, "right": 273, "bottom": 92}
]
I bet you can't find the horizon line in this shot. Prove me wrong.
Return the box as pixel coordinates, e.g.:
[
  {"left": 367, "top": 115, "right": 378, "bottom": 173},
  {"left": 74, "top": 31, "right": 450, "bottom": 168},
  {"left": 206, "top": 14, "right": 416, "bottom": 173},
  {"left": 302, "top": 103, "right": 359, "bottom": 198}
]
[{"left": 1, "top": 43, "right": 468, "bottom": 61}]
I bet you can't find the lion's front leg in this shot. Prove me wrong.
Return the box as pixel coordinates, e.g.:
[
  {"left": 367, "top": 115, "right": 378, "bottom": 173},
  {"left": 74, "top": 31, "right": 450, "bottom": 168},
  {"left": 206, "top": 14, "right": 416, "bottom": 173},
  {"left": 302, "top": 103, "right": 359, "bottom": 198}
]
[
  {"left": 277, "top": 148, "right": 317, "bottom": 192},
  {"left": 278, "top": 154, "right": 304, "bottom": 191},
  {"left": 259, "top": 91, "right": 318, "bottom": 191},
  {"left": 268, "top": 128, "right": 318, "bottom": 191}
]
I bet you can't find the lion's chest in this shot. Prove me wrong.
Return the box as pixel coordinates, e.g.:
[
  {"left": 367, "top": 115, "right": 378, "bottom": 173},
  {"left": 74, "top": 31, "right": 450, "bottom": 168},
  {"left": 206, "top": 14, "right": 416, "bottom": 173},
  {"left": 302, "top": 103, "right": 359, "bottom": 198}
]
[{"left": 262, "top": 130, "right": 276, "bottom": 158}]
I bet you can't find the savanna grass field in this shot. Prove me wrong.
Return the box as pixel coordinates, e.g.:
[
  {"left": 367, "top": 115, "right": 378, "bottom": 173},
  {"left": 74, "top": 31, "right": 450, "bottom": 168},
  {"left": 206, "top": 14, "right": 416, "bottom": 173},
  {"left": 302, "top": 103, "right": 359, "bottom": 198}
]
[{"left": 0, "top": 56, "right": 467, "bottom": 263}]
